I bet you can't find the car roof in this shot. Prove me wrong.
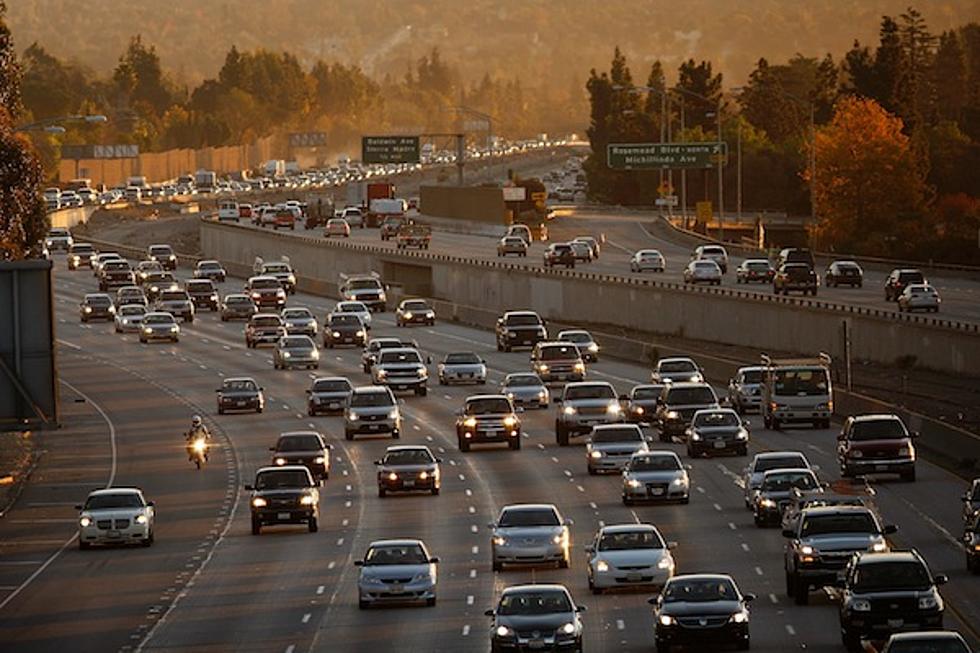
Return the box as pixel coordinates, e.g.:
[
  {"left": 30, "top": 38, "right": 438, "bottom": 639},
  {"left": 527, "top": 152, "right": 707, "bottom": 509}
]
[
  {"left": 88, "top": 487, "right": 142, "bottom": 497},
  {"left": 501, "top": 503, "right": 558, "bottom": 512},
  {"left": 762, "top": 467, "right": 814, "bottom": 477},
  {"left": 312, "top": 376, "right": 350, "bottom": 383},
  {"left": 557, "top": 329, "right": 589, "bottom": 336},
  {"left": 466, "top": 394, "right": 510, "bottom": 402},
  {"left": 800, "top": 505, "right": 874, "bottom": 518},
  {"left": 592, "top": 423, "right": 642, "bottom": 431},
  {"left": 850, "top": 414, "right": 902, "bottom": 422},
  {"left": 599, "top": 523, "right": 659, "bottom": 534},
  {"left": 501, "top": 583, "right": 569, "bottom": 595},
  {"left": 855, "top": 551, "right": 922, "bottom": 565},
  {"left": 143, "top": 311, "right": 175, "bottom": 319},
  {"left": 367, "top": 538, "right": 425, "bottom": 548},
  {"left": 278, "top": 431, "right": 322, "bottom": 439},
  {"left": 385, "top": 445, "right": 433, "bottom": 454},
  {"left": 84, "top": 293, "right": 112, "bottom": 300},
  {"left": 249, "top": 275, "right": 279, "bottom": 283},
  {"left": 659, "top": 357, "right": 696, "bottom": 364},
  {"left": 665, "top": 382, "right": 710, "bottom": 389},
  {"left": 352, "top": 385, "right": 390, "bottom": 394},
  {"left": 668, "top": 573, "right": 734, "bottom": 583},
  {"left": 504, "top": 310, "right": 540, "bottom": 317},
  {"left": 886, "top": 632, "right": 965, "bottom": 642},
  {"left": 753, "top": 451, "right": 807, "bottom": 460},
  {"left": 693, "top": 408, "right": 738, "bottom": 417},
  {"left": 737, "top": 366, "right": 766, "bottom": 373},
  {"left": 224, "top": 376, "right": 257, "bottom": 383},
  {"left": 632, "top": 450, "right": 680, "bottom": 459},
  {"left": 255, "top": 465, "right": 312, "bottom": 475},
  {"left": 565, "top": 381, "right": 614, "bottom": 389}
]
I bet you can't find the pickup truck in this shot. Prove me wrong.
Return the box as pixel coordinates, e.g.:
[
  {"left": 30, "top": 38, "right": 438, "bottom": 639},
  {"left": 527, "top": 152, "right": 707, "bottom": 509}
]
[
  {"left": 380, "top": 216, "right": 404, "bottom": 241},
  {"left": 396, "top": 224, "right": 431, "bottom": 250}
]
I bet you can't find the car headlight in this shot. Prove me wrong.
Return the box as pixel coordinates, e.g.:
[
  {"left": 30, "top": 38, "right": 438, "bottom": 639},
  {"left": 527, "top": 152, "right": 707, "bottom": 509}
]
[
  {"left": 135, "top": 514, "right": 148, "bottom": 524},
  {"left": 282, "top": 351, "right": 291, "bottom": 358},
  {"left": 348, "top": 412, "right": 359, "bottom": 421},
  {"left": 252, "top": 292, "right": 262, "bottom": 299},
  {"left": 426, "top": 311, "right": 434, "bottom": 318},
  {"left": 79, "top": 516, "right": 92, "bottom": 527},
  {"left": 418, "top": 368, "right": 428, "bottom": 378},
  {"left": 552, "top": 534, "right": 566, "bottom": 545},
  {"left": 252, "top": 497, "right": 268, "bottom": 508},
  {"left": 505, "top": 391, "right": 515, "bottom": 399},
  {"left": 563, "top": 406, "right": 576, "bottom": 415},
  {"left": 378, "top": 292, "right": 386, "bottom": 301},
  {"left": 463, "top": 417, "right": 477, "bottom": 428},
  {"left": 588, "top": 343, "right": 599, "bottom": 352},
  {"left": 849, "top": 598, "right": 871, "bottom": 612},
  {"left": 275, "top": 457, "right": 286, "bottom": 465},
  {"left": 143, "top": 327, "right": 153, "bottom": 334},
  {"left": 871, "top": 540, "right": 887, "bottom": 553},
  {"left": 387, "top": 409, "right": 399, "bottom": 420},
  {"left": 689, "top": 375, "right": 702, "bottom": 382},
  {"left": 666, "top": 410, "right": 679, "bottom": 419},
  {"left": 495, "top": 625, "right": 513, "bottom": 638},
  {"left": 898, "top": 446, "right": 913, "bottom": 457},
  {"left": 492, "top": 536, "right": 507, "bottom": 546},
  {"left": 590, "top": 450, "right": 602, "bottom": 459},
  {"left": 672, "top": 477, "right": 687, "bottom": 486},
  {"left": 559, "top": 622, "right": 576, "bottom": 635},
  {"left": 538, "top": 390, "right": 548, "bottom": 399},
  {"left": 736, "top": 429, "right": 749, "bottom": 440},
  {"left": 355, "top": 330, "right": 365, "bottom": 337},
  {"left": 849, "top": 450, "right": 864, "bottom": 458},
  {"left": 918, "top": 595, "right": 939, "bottom": 610},
  {"left": 376, "top": 369, "right": 387, "bottom": 378},
  {"left": 760, "top": 498, "right": 776, "bottom": 508},
  {"left": 596, "top": 560, "right": 609, "bottom": 572},
  {"left": 574, "top": 362, "right": 586, "bottom": 372},
  {"left": 800, "top": 545, "right": 815, "bottom": 556},
  {"left": 731, "top": 610, "right": 749, "bottom": 624},
  {"left": 503, "top": 416, "right": 517, "bottom": 427},
  {"left": 403, "top": 312, "right": 413, "bottom": 319},
  {"left": 418, "top": 470, "right": 429, "bottom": 480},
  {"left": 314, "top": 456, "right": 325, "bottom": 464},
  {"left": 311, "top": 350, "right": 320, "bottom": 359},
  {"left": 84, "top": 307, "right": 92, "bottom": 313},
  {"left": 659, "top": 615, "right": 676, "bottom": 626},
  {"left": 627, "top": 478, "right": 642, "bottom": 488},
  {"left": 658, "top": 556, "right": 673, "bottom": 570},
  {"left": 537, "top": 364, "right": 549, "bottom": 372},
  {"left": 633, "top": 405, "right": 644, "bottom": 415},
  {"left": 691, "top": 432, "right": 702, "bottom": 441},
  {"left": 300, "top": 495, "right": 315, "bottom": 506}
]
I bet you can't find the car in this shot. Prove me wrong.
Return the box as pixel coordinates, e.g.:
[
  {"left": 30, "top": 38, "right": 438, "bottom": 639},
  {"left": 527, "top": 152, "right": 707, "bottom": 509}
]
[
  {"left": 98, "top": 260, "right": 136, "bottom": 291},
  {"left": 306, "top": 376, "right": 352, "bottom": 416},
  {"left": 825, "top": 260, "right": 864, "bottom": 288},
  {"left": 339, "top": 273, "right": 387, "bottom": 312},
  {"left": 324, "top": 218, "right": 351, "bottom": 237},
  {"left": 556, "top": 329, "right": 599, "bottom": 363},
  {"left": 372, "top": 347, "right": 429, "bottom": 396},
  {"left": 505, "top": 223, "right": 534, "bottom": 244},
  {"left": 155, "top": 289, "right": 195, "bottom": 322},
  {"left": 220, "top": 294, "right": 257, "bottom": 321},
  {"left": 246, "top": 465, "right": 319, "bottom": 535},
  {"left": 147, "top": 244, "right": 177, "bottom": 271},
  {"left": 881, "top": 632, "right": 971, "bottom": 653},
  {"left": 837, "top": 414, "right": 917, "bottom": 482},
  {"left": 652, "top": 357, "right": 704, "bottom": 384},
  {"left": 333, "top": 300, "right": 372, "bottom": 329},
  {"left": 273, "top": 335, "right": 320, "bottom": 370},
  {"left": 586, "top": 523, "right": 675, "bottom": 594},
  {"left": 760, "top": 353, "right": 833, "bottom": 430},
  {"left": 554, "top": 381, "right": 623, "bottom": 446},
  {"left": 92, "top": 252, "right": 123, "bottom": 278},
  {"left": 66, "top": 242, "right": 96, "bottom": 269},
  {"left": 622, "top": 451, "right": 690, "bottom": 505},
  {"left": 838, "top": 551, "right": 947, "bottom": 651},
  {"left": 114, "top": 304, "right": 146, "bottom": 333},
  {"left": 194, "top": 260, "right": 227, "bottom": 283},
  {"left": 456, "top": 394, "right": 522, "bottom": 452},
  {"left": 341, "top": 206, "right": 364, "bottom": 228},
  {"left": 139, "top": 311, "right": 180, "bottom": 343},
  {"left": 897, "top": 283, "right": 941, "bottom": 313},
  {"left": 885, "top": 268, "right": 926, "bottom": 301},
  {"left": 686, "top": 409, "right": 749, "bottom": 457},
  {"left": 735, "top": 258, "right": 774, "bottom": 284},
  {"left": 531, "top": 342, "right": 586, "bottom": 384},
  {"left": 486, "top": 584, "right": 584, "bottom": 652},
  {"left": 623, "top": 384, "right": 664, "bottom": 423},
  {"left": 345, "top": 385, "right": 401, "bottom": 440},
  {"left": 753, "top": 468, "right": 822, "bottom": 527},
  {"left": 586, "top": 424, "right": 649, "bottom": 475},
  {"left": 245, "top": 313, "right": 286, "bottom": 348},
  {"left": 246, "top": 275, "right": 287, "bottom": 311},
  {"left": 356, "top": 539, "right": 439, "bottom": 608},
  {"left": 44, "top": 227, "right": 73, "bottom": 252},
  {"left": 489, "top": 504, "right": 570, "bottom": 571},
  {"left": 656, "top": 382, "right": 719, "bottom": 441},
  {"left": 630, "top": 249, "right": 665, "bottom": 272},
  {"left": 727, "top": 366, "right": 765, "bottom": 414},
  {"left": 773, "top": 263, "right": 818, "bottom": 295},
  {"left": 281, "top": 307, "right": 318, "bottom": 337},
  {"left": 379, "top": 216, "right": 404, "bottom": 240},
  {"left": 135, "top": 260, "right": 163, "bottom": 283},
  {"left": 374, "top": 445, "right": 441, "bottom": 497},
  {"left": 964, "top": 478, "right": 980, "bottom": 523},
  {"left": 683, "top": 259, "right": 723, "bottom": 285},
  {"left": 742, "top": 451, "right": 813, "bottom": 509},
  {"left": 775, "top": 247, "right": 816, "bottom": 269},
  {"left": 497, "top": 236, "right": 528, "bottom": 257},
  {"left": 361, "top": 337, "right": 404, "bottom": 373},
  {"left": 496, "top": 311, "right": 547, "bottom": 351},
  {"left": 572, "top": 236, "right": 600, "bottom": 259},
  {"left": 568, "top": 240, "right": 594, "bottom": 262},
  {"left": 438, "top": 352, "right": 487, "bottom": 385},
  {"left": 114, "top": 285, "right": 147, "bottom": 308},
  {"left": 76, "top": 487, "right": 155, "bottom": 549},
  {"left": 652, "top": 574, "right": 753, "bottom": 653},
  {"left": 395, "top": 298, "right": 436, "bottom": 327},
  {"left": 80, "top": 293, "right": 116, "bottom": 322},
  {"left": 216, "top": 377, "right": 264, "bottom": 414},
  {"left": 964, "top": 511, "right": 980, "bottom": 573},
  {"left": 783, "top": 505, "right": 896, "bottom": 605},
  {"left": 322, "top": 312, "right": 367, "bottom": 348},
  {"left": 185, "top": 279, "right": 220, "bottom": 311},
  {"left": 692, "top": 244, "right": 729, "bottom": 273},
  {"left": 500, "top": 372, "right": 549, "bottom": 409},
  {"left": 270, "top": 431, "right": 330, "bottom": 481},
  {"left": 543, "top": 243, "right": 576, "bottom": 268}
]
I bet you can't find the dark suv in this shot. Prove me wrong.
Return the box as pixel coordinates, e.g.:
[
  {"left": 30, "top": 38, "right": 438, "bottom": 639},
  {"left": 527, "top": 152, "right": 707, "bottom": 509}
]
[
  {"left": 773, "top": 263, "right": 818, "bottom": 296},
  {"left": 495, "top": 311, "right": 547, "bottom": 352},
  {"left": 245, "top": 466, "right": 320, "bottom": 535},
  {"left": 884, "top": 269, "right": 925, "bottom": 302},
  {"left": 269, "top": 431, "right": 331, "bottom": 481},
  {"left": 776, "top": 247, "right": 816, "bottom": 269},
  {"left": 838, "top": 550, "right": 946, "bottom": 652}
]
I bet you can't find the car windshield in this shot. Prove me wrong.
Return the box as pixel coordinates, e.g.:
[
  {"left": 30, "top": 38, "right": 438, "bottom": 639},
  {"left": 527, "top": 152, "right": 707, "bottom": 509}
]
[
  {"left": 630, "top": 455, "right": 680, "bottom": 472},
  {"left": 149, "top": 247, "right": 172, "bottom": 256},
  {"left": 632, "top": 386, "right": 662, "bottom": 400},
  {"left": 592, "top": 427, "right": 643, "bottom": 443},
  {"left": 695, "top": 262, "right": 717, "bottom": 270},
  {"left": 253, "top": 316, "right": 282, "bottom": 327},
  {"left": 666, "top": 387, "right": 716, "bottom": 405},
  {"left": 119, "top": 306, "right": 145, "bottom": 316},
  {"left": 445, "top": 353, "right": 480, "bottom": 364},
  {"left": 660, "top": 360, "right": 697, "bottom": 373},
  {"left": 599, "top": 530, "right": 664, "bottom": 550},
  {"left": 746, "top": 261, "right": 770, "bottom": 270},
  {"left": 663, "top": 578, "right": 738, "bottom": 603},
  {"left": 560, "top": 332, "right": 591, "bottom": 344},
  {"left": 264, "top": 264, "right": 290, "bottom": 274},
  {"left": 143, "top": 314, "right": 173, "bottom": 325},
  {"left": 351, "top": 392, "right": 393, "bottom": 408},
  {"left": 85, "top": 493, "right": 143, "bottom": 510},
  {"left": 898, "top": 272, "right": 924, "bottom": 283},
  {"left": 159, "top": 291, "right": 187, "bottom": 301},
  {"left": 851, "top": 561, "right": 932, "bottom": 592},
  {"left": 281, "top": 336, "right": 313, "bottom": 349},
  {"left": 499, "top": 508, "right": 560, "bottom": 527},
  {"left": 740, "top": 370, "right": 764, "bottom": 384},
  {"left": 348, "top": 279, "right": 380, "bottom": 290},
  {"left": 277, "top": 436, "right": 322, "bottom": 452},
  {"left": 762, "top": 472, "right": 816, "bottom": 491},
  {"left": 364, "top": 544, "right": 427, "bottom": 566},
  {"left": 86, "top": 296, "right": 111, "bottom": 306},
  {"left": 283, "top": 309, "right": 312, "bottom": 319},
  {"left": 338, "top": 303, "right": 366, "bottom": 312},
  {"left": 72, "top": 246, "right": 94, "bottom": 254},
  {"left": 540, "top": 345, "right": 580, "bottom": 361},
  {"left": 850, "top": 419, "right": 908, "bottom": 441},
  {"left": 224, "top": 380, "right": 256, "bottom": 391},
  {"left": 505, "top": 374, "right": 541, "bottom": 387},
  {"left": 255, "top": 470, "right": 311, "bottom": 489},
  {"left": 200, "top": 262, "right": 221, "bottom": 270},
  {"left": 385, "top": 450, "right": 435, "bottom": 465},
  {"left": 702, "top": 247, "right": 725, "bottom": 256},
  {"left": 885, "top": 639, "right": 968, "bottom": 653},
  {"left": 251, "top": 279, "right": 280, "bottom": 289},
  {"left": 801, "top": 514, "right": 877, "bottom": 536},
  {"left": 773, "top": 369, "right": 828, "bottom": 396},
  {"left": 226, "top": 297, "right": 252, "bottom": 306},
  {"left": 639, "top": 251, "right": 661, "bottom": 258},
  {"left": 186, "top": 282, "right": 212, "bottom": 291},
  {"left": 754, "top": 455, "right": 807, "bottom": 473},
  {"left": 331, "top": 314, "right": 361, "bottom": 326},
  {"left": 694, "top": 412, "right": 740, "bottom": 428},
  {"left": 565, "top": 385, "right": 615, "bottom": 400},
  {"left": 836, "top": 263, "right": 861, "bottom": 272},
  {"left": 467, "top": 398, "right": 512, "bottom": 414},
  {"left": 380, "top": 351, "right": 421, "bottom": 364},
  {"left": 403, "top": 301, "right": 429, "bottom": 311},
  {"left": 498, "top": 591, "right": 572, "bottom": 616},
  {"left": 313, "top": 380, "right": 350, "bottom": 393},
  {"left": 506, "top": 314, "right": 542, "bottom": 326}
]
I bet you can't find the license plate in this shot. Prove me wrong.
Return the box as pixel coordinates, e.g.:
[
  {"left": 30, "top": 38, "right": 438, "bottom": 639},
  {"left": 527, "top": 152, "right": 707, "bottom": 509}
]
[
  {"left": 486, "top": 430, "right": 501, "bottom": 437},
  {"left": 887, "top": 619, "right": 904, "bottom": 628},
  {"left": 626, "top": 572, "right": 642, "bottom": 582},
  {"left": 329, "top": 403, "right": 340, "bottom": 410},
  {"left": 714, "top": 441, "right": 726, "bottom": 449},
  {"left": 403, "top": 480, "right": 415, "bottom": 488},
  {"left": 529, "top": 641, "right": 546, "bottom": 650},
  {"left": 651, "top": 487, "right": 665, "bottom": 496},
  {"left": 277, "top": 512, "right": 290, "bottom": 520},
  {"left": 875, "top": 464, "right": 888, "bottom": 471},
  {"left": 236, "top": 401, "right": 246, "bottom": 407},
  {"left": 368, "top": 424, "right": 380, "bottom": 431},
  {"left": 390, "top": 584, "right": 403, "bottom": 593},
  {"left": 108, "top": 530, "right": 121, "bottom": 538}
]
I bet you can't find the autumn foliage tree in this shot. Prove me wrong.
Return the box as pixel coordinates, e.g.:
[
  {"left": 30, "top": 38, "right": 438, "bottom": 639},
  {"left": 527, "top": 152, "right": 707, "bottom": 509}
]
[{"left": 810, "top": 96, "right": 928, "bottom": 256}]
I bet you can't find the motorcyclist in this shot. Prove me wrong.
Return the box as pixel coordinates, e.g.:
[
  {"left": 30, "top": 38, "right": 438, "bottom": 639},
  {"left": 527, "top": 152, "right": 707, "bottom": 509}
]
[{"left": 185, "top": 415, "right": 212, "bottom": 461}]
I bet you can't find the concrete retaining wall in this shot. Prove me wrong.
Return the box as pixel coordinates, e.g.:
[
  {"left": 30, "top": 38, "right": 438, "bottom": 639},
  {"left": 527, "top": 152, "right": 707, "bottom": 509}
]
[{"left": 49, "top": 206, "right": 98, "bottom": 230}]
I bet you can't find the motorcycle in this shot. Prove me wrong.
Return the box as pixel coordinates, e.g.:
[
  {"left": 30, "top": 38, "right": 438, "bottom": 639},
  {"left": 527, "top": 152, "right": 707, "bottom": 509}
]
[{"left": 188, "top": 437, "right": 209, "bottom": 469}]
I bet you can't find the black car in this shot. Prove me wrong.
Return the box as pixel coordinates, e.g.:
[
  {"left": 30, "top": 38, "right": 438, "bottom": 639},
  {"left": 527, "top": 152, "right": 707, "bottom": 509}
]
[
  {"left": 220, "top": 294, "right": 258, "bottom": 321},
  {"left": 185, "top": 279, "right": 220, "bottom": 311},
  {"left": 374, "top": 445, "right": 441, "bottom": 497},
  {"left": 80, "top": 293, "right": 115, "bottom": 322},
  {"left": 245, "top": 466, "right": 319, "bottom": 535},
  {"left": 656, "top": 383, "right": 719, "bottom": 441},
  {"left": 495, "top": 311, "right": 548, "bottom": 352},
  {"left": 685, "top": 408, "right": 750, "bottom": 457},
  {"left": 486, "top": 584, "right": 584, "bottom": 653},
  {"left": 838, "top": 550, "right": 947, "bottom": 652},
  {"left": 735, "top": 259, "right": 774, "bottom": 284},
  {"left": 323, "top": 313, "right": 367, "bottom": 348},
  {"left": 776, "top": 247, "right": 816, "bottom": 269},
  {"left": 884, "top": 268, "right": 925, "bottom": 302},
  {"left": 964, "top": 511, "right": 980, "bottom": 573},
  {"left": 269, "top": 431, "right": 330, "bottom": 481},
  {"left": 825, "top": 260, "right": 864, "bottom": 288},
  {"left": 306, "top": 376, "right": 353, "bottom": 416},
  {"left": 216, "top": 377, "right": 264, "bottom": 414},
  {"left": 773, "top": 263, "right": 818, "bottom": 296},
  {"left": 652, "top": 574, "right": 753, "bottom": 653}
]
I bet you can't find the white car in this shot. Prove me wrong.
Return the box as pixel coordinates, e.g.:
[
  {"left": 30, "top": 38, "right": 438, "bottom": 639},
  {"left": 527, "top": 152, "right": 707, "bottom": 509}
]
[
  {"left": 77, "top": 487, "right": 155, "bottom": 549},
  {"left": 325, "top": 218, "right": 351, "bottom": 238},
  {"left": 342, "top": 207, "right": 364, "bottom": 228},
  {"left": 630, "top": 249, "right": 665, "bottom": 273},
  {"left": 683, "top": 260, "right": 722, "bottom": 285},
  {"left": 114, "top": 304, "right": 146, "bottom": 333},
  {"left": 897, "top": 283, "right": 941, "bottom": 313},
  {"left": 692, "top": 244, "right": 729, "bottom": 273},
  {"left": 333, "top": 300, "right": 372, "bottom": 329},
  {"left": 586, "top": 523, "right": 676, "bottom": 593}
]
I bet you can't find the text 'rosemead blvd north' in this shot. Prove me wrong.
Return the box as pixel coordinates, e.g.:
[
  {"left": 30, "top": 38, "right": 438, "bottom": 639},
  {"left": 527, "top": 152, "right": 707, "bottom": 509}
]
[{"left": 606, "top": 142, "right": 728, "bottom": 170}]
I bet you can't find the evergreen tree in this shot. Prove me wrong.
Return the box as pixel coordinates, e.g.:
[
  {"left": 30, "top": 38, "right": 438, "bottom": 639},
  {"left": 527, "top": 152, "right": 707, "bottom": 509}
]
[{"left": 932, "top": 31, "right": 967, "bottom": 125}]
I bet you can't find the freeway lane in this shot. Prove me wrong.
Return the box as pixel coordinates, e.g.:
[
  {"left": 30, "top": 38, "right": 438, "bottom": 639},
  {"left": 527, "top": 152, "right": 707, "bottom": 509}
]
[{"left": 7, "top": 259, "right": 976, "bottom": 653}]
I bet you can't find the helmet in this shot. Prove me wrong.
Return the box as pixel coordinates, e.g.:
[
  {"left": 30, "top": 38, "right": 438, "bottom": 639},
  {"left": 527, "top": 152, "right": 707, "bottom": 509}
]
[{"left": 191, "top": 415, "right": 203, "bottom": 427}]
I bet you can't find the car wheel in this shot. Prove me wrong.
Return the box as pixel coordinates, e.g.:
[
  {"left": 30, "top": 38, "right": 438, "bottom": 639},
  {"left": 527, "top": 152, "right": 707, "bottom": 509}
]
[
  {"left": 416, "top": 386, "right": 427, "bottom": 397},
  {"left": 251, "top": 518, "right": 261, "bottom": 535},
  {"left": 794, "top": 581, "right": 809, "bottom": 605},
  {"left": 622, "top": 496, "right": 633, "bottom": 506},
  {"left": 736, "top": 637, "right": 750, "bottom": 651},
  {"left": 308, "top": 517, "right": 318, "bottom": 533},
  {"left": 737, "top": 446, "right": 748, "bottom": 456},
  {"left": 358, "top": 599, "right": 368, "bottom": 610},
  {"left": 558, "top": 557, "right": 569, "bottom": 569},
  {"left": 426, "top": 597, "right": 436, "bottom": 607},
  {"left": 345, "top": 431, "right": 354, "bottom": 441},
  {"left": 218, "top": 407, "right": 225, "bottom": 415},
  {"left": 556, "top": 423, "right": 569, "bottom": 446},
  {"left": 587, "top": 466, "right": 597, "bottom": 476},
  {"left": 459, "top": 439, "right": 470, "bottom": 452},
  {"left": 79, "top": 540, "right": 90, "bottom": 550},
  {"left": 142, "top": 530, "right": 155, "bottom": 547},
  {"left": 431, "top": 486, "right": 440, "bottom": 496},
  {"left": 362, "top": 364, "right": 370, "bottom": 373},
  {"left": 509, "top": 438, "right": 521, "bottom": 451},
  {"left": 391, "top": 429, "right": 400, "bottom": 439},
  {"left": 785, "top": 571, "right": 796, "bottom": 597},
  {"left": 656, "top": 640, "right": 671, "bottom": 653},
  {"left": 901, "top": 468, "right": 916, "bottom": 482},
  {"left": 492, "top": 559, "right": 502, "bottom": 572},
  {"left": 771, "top": 418, "right": 781, "bottom": 430},
  {"left": 256, "top": 405, "right": 263, "bottom": 413},
  {"left": 842, "top": 628, "right": 861, "bottom": 652}
]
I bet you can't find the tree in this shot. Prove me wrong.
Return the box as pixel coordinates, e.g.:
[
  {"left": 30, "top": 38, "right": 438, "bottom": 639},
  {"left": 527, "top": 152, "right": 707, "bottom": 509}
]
[
  {"left": 932, "top": 31, "right": 967, "bottom": 125},
  {"left": 113, "top": 35, "right": 174, "bottom": 116},
  {"left": 872, "top": 16, "right": 905, "bottom": 114},
  {"left": 896, "top": 7, "right": 937, "bottom": 127},
  {"left": 674, "top": 59, "right": 722, "bottom": 132},
  {"left": 809, "top": 96, "right": 928, "bottom": 256},
  {"left": 842, "top": 40, "right": 876, "bottom": 99}
]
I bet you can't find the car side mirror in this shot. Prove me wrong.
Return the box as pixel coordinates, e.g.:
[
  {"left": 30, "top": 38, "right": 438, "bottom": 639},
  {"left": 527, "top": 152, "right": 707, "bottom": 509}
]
[
  {"left": 484, "top": 609, "right": 495, "bottom": 617},
  {"left": 584, "top": 544, "right": 594, "bottom": 553},
  {"left": 836, "top": 432, "right": 846, "bottom": 441},
  {"left": 934, "top": 574, "right": 948, "bottom": 585},
  {"left": 353, "top": 560, "right": 364, "bottom": 567},
  {"left": 259, "top": 387, "right": 265, "bottom": 391},
  {"left": 564, "top": 519, "right": 574, "bottom": 526},
  {"left": 244, "top": 484, "right": 254, "bottom": 491},
  {"left": 743, "top": 593, "right": 756, "bottom": 603},
  {"left": 911, "top": 431, "right": 920, "bottom": 439},
  {"left": 963, "top": 492, "right": 969, "bottom": 501},
  {"left": 268, "top": 447, "right": 276, "bottom": 452},
  {"left": 428, "top": 557, "right": 440, "bottom": 564},
  {"left": 146, "top": 501, "right": 155, "bottom": 507},
  {"left": 487, "top": 522, "right": 496, "bottom": 529},
  {"left": 373, "top": 460, "right": 382, "bottom": 465},
  {"left": 576, "top": 605, "right": 587, "bottom": 613},
  {"left": 435, "top": 457, "right": 443, "bottom": 463},
  {"left": 883, "top": 524, "right": 898, "bottom": 535},
  {"left": 646, "top": 597, "right": 659, "bottom": 606},
  {"left": 426, "top": 356, "right": 432, "bottom": 365},
  {"left": 618, "top": 394, "right": 628, "bottom": 402},
  {"left": 305, "top": 389, "right": 311, "bottom": 394},
  {"left": 684, "top": 464, "right": 693, "bottom": 471},
  {"left": 215, "top": 389, "right": 220, "bottom": 393},
  {"left": 781, "top": 529, "right": 795, "bottom": 538},
  {"left": 742, "top": 420, "right": 751, "bottom": 429},
  {"left": 553, "top": 397, "right": 562, "bottom": 404}
]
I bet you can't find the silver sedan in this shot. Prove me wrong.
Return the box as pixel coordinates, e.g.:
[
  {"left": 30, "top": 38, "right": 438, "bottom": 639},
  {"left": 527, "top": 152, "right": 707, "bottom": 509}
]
[
  {"left": 501, "top": 373, "right": 550, "bottom": 409},
  {"left": 586, "top": 523, "right": 675, "bottom": 593},
  {"left": 437, "top": 352, "right": 487, "bottom": 385},
  {"left": 586, "top": 424, "right": 649, "bottom": 475},
  {"left": 630, "top": 249, "right": 666, "bottom": 272},
  {"left": 490, "top": 504, "right": 570, "bottom": 571},
  {"left": 622, "top": 451, "right": 690, "bottom": 505},
  {"left": 356, "top": 539, "right": 438, "bottom": 608}
]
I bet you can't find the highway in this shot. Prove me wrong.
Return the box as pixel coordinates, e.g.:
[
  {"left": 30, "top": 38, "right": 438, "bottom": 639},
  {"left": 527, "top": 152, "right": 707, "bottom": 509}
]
[{"left": 0, "top": 255, "right": 977, "bottom": 653}]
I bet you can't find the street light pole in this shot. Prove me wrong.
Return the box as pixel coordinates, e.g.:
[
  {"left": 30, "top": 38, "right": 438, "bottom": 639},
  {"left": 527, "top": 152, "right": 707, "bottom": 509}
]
[
  {"left": 736, "top": 118, "right": 742, "bottom": 223},
  {"left": 717, "top": 97, "right": 724, "bottom": 241}
]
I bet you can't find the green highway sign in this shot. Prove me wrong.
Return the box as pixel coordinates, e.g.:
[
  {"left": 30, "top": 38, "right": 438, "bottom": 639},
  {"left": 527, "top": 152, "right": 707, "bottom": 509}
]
[
  {"left": 607, "top": 142, "right": 728, "bottom": 170},
  {"left": 362, "top": 136, "right": 420, "bottom": 164}
]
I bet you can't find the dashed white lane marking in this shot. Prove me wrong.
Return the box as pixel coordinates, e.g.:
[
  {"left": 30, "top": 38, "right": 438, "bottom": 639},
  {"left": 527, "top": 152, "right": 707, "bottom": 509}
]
[
  {"left": 769, "top": 593, "right": 778, "bottom": 604},
  {"left": 223, "top": 345, "right": 231, "bottom": 351},
  {"left": 469, "top": 569, "right": 477, "bottom": 578},
  {"left": 317, "top": 585, "right": 325, "bottom": 595},
  {"left": 577, "top": 485, "right": 585, "bottom": 492},
  {"left": 328, "top": 561, "right": 336, "bottom": 570},
  {"left": 696, "top": 486, "right": 705, "bottom": 494},
  {"left": 728, "top": 522, "right": 737, "bottom": 530},
  {"left": 563, "top": 470, "right": 572, "bottom": 477},
  {"left": 336, "top": 538, "right": 344, "bottom": 546},
  {"left": 785, "top": 625, "right": 796, "bottom": 636},
  {"left": 741, "top": 543, "right": 750, "bottom": 552},
  {"left": 458, "top": 473, "right": 465, "bottom": 481},
  {"left": 713, "top": 503, "right": 722, "bottom": 511},
  {"left": 467, "top": 595, "right": 474, "bottom": 605},
  {"left": 301, "top": 613, "right": 311, "bottom": 624},
  {"left": 551, "top": 456, "right": 559, "bottom": 463},
  {"left": 285, "top": 646, "right": 295, "bottom": 653},
  {"left": 345, "top": 500, "right": 352, "bottom": 508},
  {"left": 465, "top": 489, "right": 473, "bottom": 497},
  {"left": 616, "top": 619, "right": 625, "bottom": 631},
  {"left": 589, "top": 502, "right": 598, "bottom": 510},
  {"left": 342, "top": 470, "right": 349, "bottom": 476},
  {"left": 346, "top": 485, "right": 352, "bottom": 491},
  {"left": 754, "top": 566, "right": 764, "bottom": 576},
  {"left": 462, "top": 625, "right": 471, "bottom": 637},
  {"left": 472, "top": 545, "right": 479, "bottom": 555},
  {"left": 342, "top": 519, "right": 349, "bottom": 527},
  {"left": 470, "top": 525, "right": 479, "bottom": 534},
  {"left": 468, "top": 506, "right": 476, "bottom": 514}
]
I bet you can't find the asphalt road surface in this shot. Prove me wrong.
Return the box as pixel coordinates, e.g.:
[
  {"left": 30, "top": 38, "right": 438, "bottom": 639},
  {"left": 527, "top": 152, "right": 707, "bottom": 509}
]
[{"left": 0, "top": 257, "right": 976, "bottom": 653}]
